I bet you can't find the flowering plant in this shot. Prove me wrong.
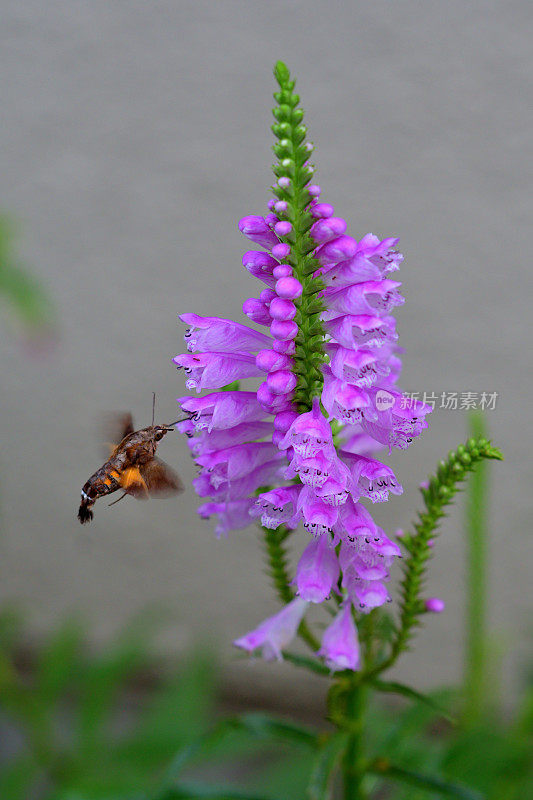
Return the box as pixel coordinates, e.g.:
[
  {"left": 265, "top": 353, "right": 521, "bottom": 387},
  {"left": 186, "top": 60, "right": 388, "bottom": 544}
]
[{"left": 173, "top": 63, "right": 502, "bottom": 799}]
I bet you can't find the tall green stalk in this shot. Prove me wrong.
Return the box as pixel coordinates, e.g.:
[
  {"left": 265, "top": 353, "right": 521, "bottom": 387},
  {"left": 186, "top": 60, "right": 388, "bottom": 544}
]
[{"left": 341, "top": 682, "right": 368, "bottom": 800}]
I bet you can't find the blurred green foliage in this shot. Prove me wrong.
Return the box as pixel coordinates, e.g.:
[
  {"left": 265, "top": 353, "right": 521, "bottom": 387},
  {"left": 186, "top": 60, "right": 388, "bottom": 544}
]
[
  {"left": 0, "top": 606, "right": 531, "bottom": 800},
  {"left": 0, "top": 216, "right": 54, "bottom": 337}
]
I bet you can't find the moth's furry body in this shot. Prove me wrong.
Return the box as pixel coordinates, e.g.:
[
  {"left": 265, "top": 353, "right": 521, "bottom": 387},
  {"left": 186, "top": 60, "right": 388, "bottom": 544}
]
[{"left": 78, "top": 414, "right": 182, "bottom": 523}]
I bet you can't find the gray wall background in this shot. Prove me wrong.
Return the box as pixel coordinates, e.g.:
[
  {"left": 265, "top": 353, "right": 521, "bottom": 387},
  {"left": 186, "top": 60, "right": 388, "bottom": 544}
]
[{"left": 1, "top": 0, "right": 531, "bottom": 706}]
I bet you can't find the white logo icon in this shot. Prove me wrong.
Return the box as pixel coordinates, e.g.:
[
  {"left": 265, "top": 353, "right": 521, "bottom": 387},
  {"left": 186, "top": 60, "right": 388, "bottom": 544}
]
[{"left": 375, "top": 390, "right": 395, "bottom": 411}]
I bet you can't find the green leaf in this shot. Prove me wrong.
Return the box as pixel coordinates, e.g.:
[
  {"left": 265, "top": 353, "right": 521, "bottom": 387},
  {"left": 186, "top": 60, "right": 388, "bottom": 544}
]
[
  {"left": 370, "top": 759, "right": 484, "bottom": 800},
  {"left": 127, "top": 649, "right": 216, "bottom": 760},
  {"left": 0, "top": 755, "right": 39, "bottom": 800},
  {"left": 307, "top": 732, "right": 347, "bottom": 800},
  {"left": 0, "top": 216, "right": 54, "bottom": 331},
  {"left": 76, "top": 616, "right": 154, "bottom": 748},
  {"left": 161, "top": 712, "right": 317, "bottom": 787},
  {"left": 35, "top": 618, "right": 83, "bottom": 701},
  {"left": 236, "top": 712, "right": 318, "bottom": 747},
  {"left": 369, "top": 679, "right": 456, "bottom": 724},
  {"left": 161, "top": 783, "right": 274, "bottom": 800}
]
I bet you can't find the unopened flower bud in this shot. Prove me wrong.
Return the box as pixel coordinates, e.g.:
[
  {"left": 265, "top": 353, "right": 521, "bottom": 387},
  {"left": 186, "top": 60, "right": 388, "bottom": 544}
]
[
  {"left": 272, "top": 339, "right": 296, "bottom": 354},
  {"left": 270, "top": 320, "right": 298, "bottom": 340},
  {"left": 269, "top": 297, "right": 297, "bottom": 321},
  {"left": 274, "top": 221, "right": 292, "bottom": 237},
  {"left": 273, "top": 264, "right": 293, "bottom": 279},
  {"left": 425, "top": 598, "right": 445, "bottom": 613},
  {"left": 271, "top": 242, "right": 290, "bottom": 260},
  {"left": 267, "top": 369, "right": 297, "bottom": 395},
  {"left": 275, "top": 277, "right": 303, "bottom": 299}
]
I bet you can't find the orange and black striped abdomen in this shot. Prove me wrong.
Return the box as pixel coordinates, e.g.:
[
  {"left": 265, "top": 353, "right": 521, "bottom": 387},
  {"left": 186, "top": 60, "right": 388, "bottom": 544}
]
[
  {"left": 78, "top": 461, "right": 122, "bottom": 523},
  {"left": 82, "top": 461, "right": 122, "bottom": 499}
]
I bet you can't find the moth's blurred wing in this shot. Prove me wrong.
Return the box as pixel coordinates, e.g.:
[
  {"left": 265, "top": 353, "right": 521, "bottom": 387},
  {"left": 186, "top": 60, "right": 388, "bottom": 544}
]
[
  {"left": 141, "top": 458, "right": 183, "bottom": 497},
  {"left": 119, "top": 466, "right": 149, "bottom": 499},
  {"left": 101, "top": 412, "right": 135, "bottom": 456}
]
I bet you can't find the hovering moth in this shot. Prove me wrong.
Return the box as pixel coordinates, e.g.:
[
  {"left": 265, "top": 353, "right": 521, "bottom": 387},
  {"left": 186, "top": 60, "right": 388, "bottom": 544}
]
[{"left": 78, "top": 403, "right": 183, "bottom": 524}]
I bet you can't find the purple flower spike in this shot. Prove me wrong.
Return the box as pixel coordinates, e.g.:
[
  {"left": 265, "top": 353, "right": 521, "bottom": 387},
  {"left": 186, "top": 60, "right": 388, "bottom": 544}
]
[
  {"left": 176, "top": 64, "right": 431, "bottom": 667},
  {"left": 318, "top": 605, "right": 360, "bottom": 671},
  {"left": 233, "top": 596, "right": 309, "bottom": 661},
  {"left": 295, "top": 533, "right": 340, "bottom": 602},
  {"left": 425, "top": 597, "right": 445, "bottom": 613}
]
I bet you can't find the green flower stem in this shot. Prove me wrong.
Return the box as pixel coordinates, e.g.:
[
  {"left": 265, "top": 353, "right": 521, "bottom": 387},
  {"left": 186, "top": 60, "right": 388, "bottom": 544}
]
[
  {"left": 261, "top": 524, "right": 319, "bottom": 651},
  {"left": 272, "top": 61, "right": 327, "bottom": 412},
  {"left": 329, "top": 676, "right": 368, "bottom": 800},
  {"left": 365, "top": 436, "right": 503, "bottom": 679},
  {"left": 463, "top": 411, "right": 489, "bottom": 722}
]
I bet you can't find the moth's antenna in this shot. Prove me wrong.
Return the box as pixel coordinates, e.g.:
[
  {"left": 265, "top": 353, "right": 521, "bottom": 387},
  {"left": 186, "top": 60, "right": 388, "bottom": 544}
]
[{"left": 152, "top": 392, "right": 156, "bottom": 426}]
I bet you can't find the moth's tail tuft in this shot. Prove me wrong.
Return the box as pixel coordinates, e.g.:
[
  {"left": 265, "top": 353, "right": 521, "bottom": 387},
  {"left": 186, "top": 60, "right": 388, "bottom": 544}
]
[{"left": 78, "top": 500, "right": 94, "bottom": 524}]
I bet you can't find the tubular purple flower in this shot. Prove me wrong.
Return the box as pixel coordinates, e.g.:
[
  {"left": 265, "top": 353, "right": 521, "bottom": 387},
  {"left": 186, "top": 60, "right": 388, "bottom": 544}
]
[
  {"left": 198, "top": 499, "right": 257, "bottom": 538},
  {"left": 294, "top": 533, "right": 340, "bottom": 602},
  {"left": 341, "top": 452, "right": 403, "bottom": 503},
  {"left": 178, "top": 391, "right": 266, "bottom": 431},
  {"left": 174, "top": 352, "right": 262, "bottom": 392},
  {"left": 251, "top": 485, "right": 302, "bottom": 529},
  {"left": 180, "top": 314, "right": 272, "bottom": 353},
  {"left": 233, "top": 597, "right": 309, "bottom": 661},
  {"left": 243, "top": 251, "right": 279, "bottom": 286},
  {"left": 238, "top": 215, "right": 280, "bottom": 250},
  {"left": 318, "top": 605, "right": 360, "bottom": 671},
  {"left": 242, "top": 297, "right": 272, "bottom": 326},
  {"left": 323, "top": 314, "right": 397, "bottom": 350},
  {"left": 278, "top": 397, "right": 334, "bottom": 458}
]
